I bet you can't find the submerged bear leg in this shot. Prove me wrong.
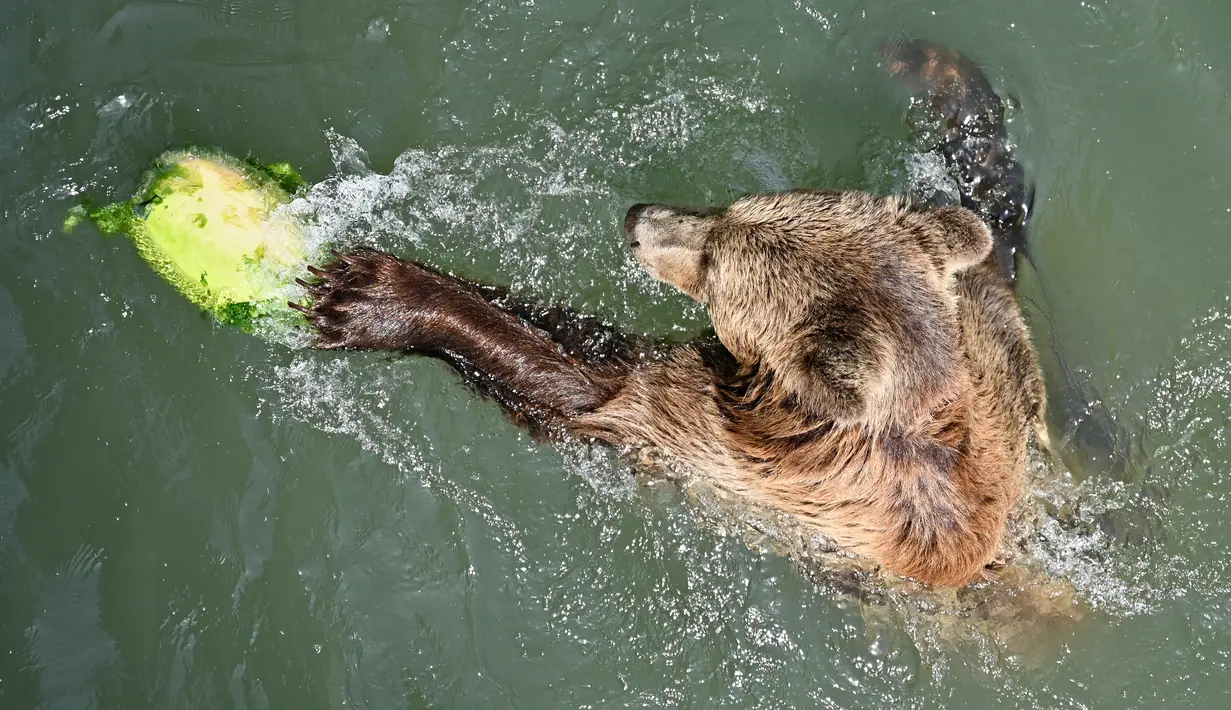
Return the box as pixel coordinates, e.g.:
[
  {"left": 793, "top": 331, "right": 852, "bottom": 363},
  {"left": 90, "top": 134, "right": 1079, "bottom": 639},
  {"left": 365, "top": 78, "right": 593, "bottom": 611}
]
[
  {"left": 883, "top": 38, "right": 1032, "bottom": 284},
  {"left": 886, "top": 40, "right": 1136, "bottom": 482},
  {"left": 292, "top": 248, "right": 634, "bottom": 428}
]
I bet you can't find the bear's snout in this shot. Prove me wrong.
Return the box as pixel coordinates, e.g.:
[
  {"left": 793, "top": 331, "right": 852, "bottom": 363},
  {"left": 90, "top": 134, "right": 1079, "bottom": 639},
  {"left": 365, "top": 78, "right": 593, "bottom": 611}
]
[{"left": 624, "top": 203, "right": 651, "bottom": 246}]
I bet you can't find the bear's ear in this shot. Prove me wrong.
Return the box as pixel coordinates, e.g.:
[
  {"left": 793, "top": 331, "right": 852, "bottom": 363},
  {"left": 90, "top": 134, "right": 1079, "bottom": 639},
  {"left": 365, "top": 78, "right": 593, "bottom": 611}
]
[{"left": 926, "top": 205, "right": 993, "bottom": 273}]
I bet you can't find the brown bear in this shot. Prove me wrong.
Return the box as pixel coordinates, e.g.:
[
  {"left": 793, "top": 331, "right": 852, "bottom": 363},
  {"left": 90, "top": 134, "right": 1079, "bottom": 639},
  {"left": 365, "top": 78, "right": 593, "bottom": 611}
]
[{"left": 291, "top": 41, "right": 1046, "bottom": 589}]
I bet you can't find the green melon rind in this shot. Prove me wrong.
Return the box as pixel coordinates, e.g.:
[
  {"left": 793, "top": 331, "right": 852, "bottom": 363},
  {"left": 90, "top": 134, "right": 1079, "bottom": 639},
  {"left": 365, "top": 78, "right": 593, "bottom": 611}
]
[{"left": 66, "top": 148, "right": 312, "bottom": 332}]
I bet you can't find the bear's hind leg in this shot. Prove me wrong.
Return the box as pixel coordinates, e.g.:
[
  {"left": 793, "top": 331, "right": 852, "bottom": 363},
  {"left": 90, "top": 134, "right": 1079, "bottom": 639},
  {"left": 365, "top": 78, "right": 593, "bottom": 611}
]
[
  {"left": 883, "top": 38, "right": 1031, "bottom": 283},
  {"left": 885, "top": 40, "right": 1136, "bottom": 483}
]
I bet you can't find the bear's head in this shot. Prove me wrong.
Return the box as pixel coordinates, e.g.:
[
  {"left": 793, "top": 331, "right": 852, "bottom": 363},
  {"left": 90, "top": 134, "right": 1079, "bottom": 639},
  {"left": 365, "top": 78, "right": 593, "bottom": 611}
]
[{"left": 624, "top": 190, "right": 992, "bottom": 428}]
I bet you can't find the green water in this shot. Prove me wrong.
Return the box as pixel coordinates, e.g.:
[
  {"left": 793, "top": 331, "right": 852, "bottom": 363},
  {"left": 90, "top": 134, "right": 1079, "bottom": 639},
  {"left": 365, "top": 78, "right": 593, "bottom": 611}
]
[{"left": 4, "top": 0, "right": 1231, "bottom": 707}]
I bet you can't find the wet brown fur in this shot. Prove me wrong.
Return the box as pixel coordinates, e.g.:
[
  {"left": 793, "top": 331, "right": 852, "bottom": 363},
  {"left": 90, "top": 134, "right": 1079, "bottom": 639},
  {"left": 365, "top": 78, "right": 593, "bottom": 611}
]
[
  {"left": 580, "top": 191, "right": 1044, "bottom": 587},
  {"left": 292, "top": 41, "right": 1046, "bottom": 589}
]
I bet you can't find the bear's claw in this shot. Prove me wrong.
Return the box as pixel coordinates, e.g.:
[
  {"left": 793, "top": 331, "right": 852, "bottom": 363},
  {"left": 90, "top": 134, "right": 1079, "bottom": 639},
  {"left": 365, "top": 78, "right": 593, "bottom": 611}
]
[{"left": 290, "top": 247, "right": 425, "bottom": 351}]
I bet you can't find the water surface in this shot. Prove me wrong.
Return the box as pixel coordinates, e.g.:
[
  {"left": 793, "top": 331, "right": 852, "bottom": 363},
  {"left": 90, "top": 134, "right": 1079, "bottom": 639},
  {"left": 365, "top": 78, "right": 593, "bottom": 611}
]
[{"left": 3, "top": 0, "right": 1231, "bottom": 707}]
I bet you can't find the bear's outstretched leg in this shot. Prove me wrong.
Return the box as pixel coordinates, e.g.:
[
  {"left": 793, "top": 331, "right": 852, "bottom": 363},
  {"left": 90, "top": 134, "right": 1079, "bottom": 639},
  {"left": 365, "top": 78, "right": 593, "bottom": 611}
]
[
  {"left": 291, "top": 248, "right": 633, "bottom": 427},
  {"left": 466, "top": 282, "right": 663, "bottom": 367}
]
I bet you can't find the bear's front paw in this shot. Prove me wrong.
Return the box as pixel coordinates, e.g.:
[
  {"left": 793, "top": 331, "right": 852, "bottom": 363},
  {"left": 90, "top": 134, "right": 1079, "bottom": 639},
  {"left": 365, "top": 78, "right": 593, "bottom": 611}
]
[{"left": 291, "top": 248, "right": 446, "bottom": 351}]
